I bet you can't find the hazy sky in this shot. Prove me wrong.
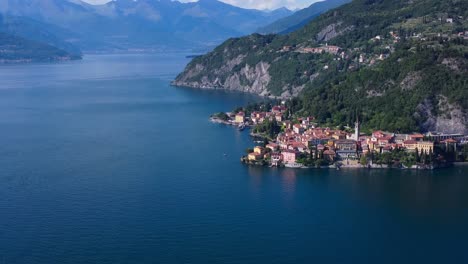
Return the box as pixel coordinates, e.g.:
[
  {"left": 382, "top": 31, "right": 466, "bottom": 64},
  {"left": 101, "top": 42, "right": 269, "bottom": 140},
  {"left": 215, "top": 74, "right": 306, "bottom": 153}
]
[{"left": 82, "top": 0, "right": 322, "bottom": 10}]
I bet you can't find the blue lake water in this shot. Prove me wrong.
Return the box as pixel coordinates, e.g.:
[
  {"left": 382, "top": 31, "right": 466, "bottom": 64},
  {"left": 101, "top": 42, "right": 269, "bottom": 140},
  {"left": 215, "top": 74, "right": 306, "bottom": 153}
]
[{"left": 0, "top": 54, "right": 467, "bottom": 264}]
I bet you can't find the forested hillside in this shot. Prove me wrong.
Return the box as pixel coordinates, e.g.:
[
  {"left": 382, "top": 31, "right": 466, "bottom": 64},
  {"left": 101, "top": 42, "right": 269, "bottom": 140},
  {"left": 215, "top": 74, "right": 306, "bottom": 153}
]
[
  {"left": 174, "top": 0, "right": 468, "bottom": 133},
  {"left": 0, "top": 32, "right": 80, "bottom": 63}
]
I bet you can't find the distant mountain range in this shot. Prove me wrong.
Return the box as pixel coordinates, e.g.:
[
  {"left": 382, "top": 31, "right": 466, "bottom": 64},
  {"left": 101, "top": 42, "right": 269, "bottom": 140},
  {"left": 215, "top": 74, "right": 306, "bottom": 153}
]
[
  {"left": 0, "top": 0, "right": 293, "bottom": 53},
  {"left": 257, "top": 0, "right": 351, "bottom": 34},
  {"left": 0, "top": 14, "right": 82, "bottom": 56}
]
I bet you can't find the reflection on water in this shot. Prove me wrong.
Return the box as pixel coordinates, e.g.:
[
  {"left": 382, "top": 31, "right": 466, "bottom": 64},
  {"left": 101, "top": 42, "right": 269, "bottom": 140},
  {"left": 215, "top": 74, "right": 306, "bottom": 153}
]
[
  {"left": 280, "top": 169, "right": 297, "bottom": 200},
  {"left": 246, "top": 166, "right": 468, "bottom": 221},
  {"left": 1, "top": 54, "right": 467, "bottom": 263}
]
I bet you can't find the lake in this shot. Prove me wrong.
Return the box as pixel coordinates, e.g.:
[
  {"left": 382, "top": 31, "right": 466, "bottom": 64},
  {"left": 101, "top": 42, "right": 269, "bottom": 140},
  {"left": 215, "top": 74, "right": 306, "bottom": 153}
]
[{"left": 0, "top": 54, "right": 467, "bottom": 264}]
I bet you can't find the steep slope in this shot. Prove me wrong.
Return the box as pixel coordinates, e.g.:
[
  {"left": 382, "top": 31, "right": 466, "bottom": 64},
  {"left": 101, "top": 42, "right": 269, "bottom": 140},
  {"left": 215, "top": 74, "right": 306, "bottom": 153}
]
[
  {"left": 0, "top": 14, "right": 82, "bottom": 56},
  {"left": 173, "top": 0, "right": 468, "bottom": 133},
  {"left": 257, "top": 0, "right": 351, "bottom": 34},
  {"left": 0, "top": 32, "right": 80, "bottom": 63},
  {"left": 0, "top": 0, "right": 293, "bottom": 52}
]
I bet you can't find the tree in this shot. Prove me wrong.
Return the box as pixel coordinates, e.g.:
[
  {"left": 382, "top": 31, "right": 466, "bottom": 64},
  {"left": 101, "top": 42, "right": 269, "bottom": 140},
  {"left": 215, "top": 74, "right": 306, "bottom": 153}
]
[
  {"left": 315, "top": 159, "right": 328, "bottom": 167},
  {"left": 360, "top": 155, "right": 368, "bottom": 166},
  {"left": 415, "top": 148, "right": 420, "bottom": 162}
]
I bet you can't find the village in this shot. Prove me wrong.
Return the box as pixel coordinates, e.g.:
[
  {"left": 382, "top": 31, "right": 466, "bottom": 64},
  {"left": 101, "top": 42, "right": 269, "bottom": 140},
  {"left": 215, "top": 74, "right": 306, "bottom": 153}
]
[
  {"left": 280, "top": 18, "right": 468, "bottom": 70},
  {"left": 212, "top": 104, "right": 468, "bottom": 169}
]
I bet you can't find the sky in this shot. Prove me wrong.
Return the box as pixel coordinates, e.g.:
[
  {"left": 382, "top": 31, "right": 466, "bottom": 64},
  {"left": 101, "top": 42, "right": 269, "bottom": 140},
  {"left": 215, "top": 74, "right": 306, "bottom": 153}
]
[{"left": 82, "top": 0, "right": 322, "bottom": 10}]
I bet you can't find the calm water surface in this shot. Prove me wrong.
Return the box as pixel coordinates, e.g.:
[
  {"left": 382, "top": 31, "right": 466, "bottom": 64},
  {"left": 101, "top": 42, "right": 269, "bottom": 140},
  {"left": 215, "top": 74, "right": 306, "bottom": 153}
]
[{"left": 0, "top": 54, "right": 467, "bottom": 264}]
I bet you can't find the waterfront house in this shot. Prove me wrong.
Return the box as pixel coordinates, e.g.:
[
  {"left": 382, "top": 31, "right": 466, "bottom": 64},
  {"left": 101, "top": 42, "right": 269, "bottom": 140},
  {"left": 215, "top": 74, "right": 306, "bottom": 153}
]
[
  {"left": 403, "top": 140, "right": 418, "bottom": 151},
  {"left": 254, "top": 146, "right": 265, "bottom": 155},
  {"left": 323, "top": 150, "right": 336, "bottom": 162},
  {"left": 361, "top": 143, "right": 371, "bottom": 153},
  {"left": 334, "top": 140, "right": 357, "bottom": 151},
  {"left": 248, "top": 152, "right": 263, "bottom": 161},
  {"left": 403, "top": 140, "right": 433, "bottom": 153},
  {"left": 417, "top": 141, "right": 434, "bottom": 153},
  {"left": 336, "top": 150, "right": 358, "bottom": 161},
  {"left": 271, "top": 153, "right": 282, "bottom": 166},
  {"left": 282, "top": 150, "right": 299, "bottom": 164},
  {"left": 235, "top": 112, "right": 245, "bottom": 123}
]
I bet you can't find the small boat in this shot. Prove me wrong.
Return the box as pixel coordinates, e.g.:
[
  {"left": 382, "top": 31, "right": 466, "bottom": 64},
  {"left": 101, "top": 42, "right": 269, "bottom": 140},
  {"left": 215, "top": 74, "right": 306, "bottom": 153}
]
[
  {"left": 285, "top": 163, "right": 304, "bottom": 168},
  {"left": 238, "top": 124, "right": 246, "bottom": 131}
]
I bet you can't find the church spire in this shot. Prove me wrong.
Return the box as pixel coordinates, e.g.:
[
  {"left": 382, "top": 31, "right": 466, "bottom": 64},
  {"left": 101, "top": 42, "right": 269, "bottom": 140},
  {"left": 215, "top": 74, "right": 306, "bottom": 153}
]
[{"left": 354, "top": 110, "right": 360, "bottom": 141}]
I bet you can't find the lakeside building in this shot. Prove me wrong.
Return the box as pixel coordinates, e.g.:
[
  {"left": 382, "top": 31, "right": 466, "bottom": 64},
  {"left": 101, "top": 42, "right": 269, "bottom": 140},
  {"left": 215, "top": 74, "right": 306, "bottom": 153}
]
[
  {"left": 426, "top": 132, "right": 465, "bottom": 142},
  {"left": 234, "top": 104, "right": 466, "bottom": 168},
  {"left": 248, "top": 152, "right": 263, "bottom": 161},
  {"left": 282, "top": 150, "right": 299, "bottom": 165},
  {"left": 403, "top": 140, "right": 434, "bottom": 153},
  {"left": 235, "top": 112, "right": 245, "bottom": 123}
]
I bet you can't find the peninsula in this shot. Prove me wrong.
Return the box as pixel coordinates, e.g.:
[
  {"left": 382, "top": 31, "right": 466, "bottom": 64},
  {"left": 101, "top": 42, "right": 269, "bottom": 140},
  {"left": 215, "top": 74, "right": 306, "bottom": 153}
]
[{"left": 212, "top": 101, "right": 468, "bottom": 169}]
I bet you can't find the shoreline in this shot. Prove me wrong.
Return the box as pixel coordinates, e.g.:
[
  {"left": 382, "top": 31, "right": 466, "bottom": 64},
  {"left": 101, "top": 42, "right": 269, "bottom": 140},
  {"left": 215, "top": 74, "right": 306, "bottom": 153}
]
[
  {"left": 241, "top": 159, "right": 455, "bottom": 170},
  {"left": 210, "top": 111, "right": 464, "bottom": 172},
  {"left": 242, "top": 160, "right": 452, "bottom": 170}
]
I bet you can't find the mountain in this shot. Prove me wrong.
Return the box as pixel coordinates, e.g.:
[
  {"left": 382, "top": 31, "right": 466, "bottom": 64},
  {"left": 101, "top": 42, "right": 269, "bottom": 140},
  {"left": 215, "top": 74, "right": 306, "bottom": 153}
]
[
  {"left": 0, "top": 14, "right": 82, "bottom": 56},
  {"left": 257, "top": 0, "right": 351, "bottom": 34},
  {"left": 173, "top": 0, "right": 468, "bottom": 134},
  {"left": 0, "top": 31, "right": 80, "bottom": 63},
  {"left": 0, "top": 0, "right": 293, "bottom": 52}
]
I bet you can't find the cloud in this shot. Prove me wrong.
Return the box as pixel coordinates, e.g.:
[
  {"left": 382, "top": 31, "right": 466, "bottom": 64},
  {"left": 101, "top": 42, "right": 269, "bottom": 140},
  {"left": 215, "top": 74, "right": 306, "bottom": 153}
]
[
  {"left": 82, "top": 0, "right": 322, "bottom": 10},
  {"left": 83, "top": 0, "right": 111, "bottom": 4}
]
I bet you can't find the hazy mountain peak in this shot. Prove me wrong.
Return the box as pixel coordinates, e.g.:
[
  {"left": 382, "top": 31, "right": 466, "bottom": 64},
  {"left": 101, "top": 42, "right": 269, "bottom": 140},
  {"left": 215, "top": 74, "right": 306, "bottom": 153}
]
[{"left": 0, "top": 0, "right": 293, "bottom": 52}]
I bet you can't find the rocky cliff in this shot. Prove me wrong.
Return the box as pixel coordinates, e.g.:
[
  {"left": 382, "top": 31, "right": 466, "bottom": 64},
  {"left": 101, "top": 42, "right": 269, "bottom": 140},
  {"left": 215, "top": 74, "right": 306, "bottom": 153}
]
[{"left": 173, "top": 0, "right": 468, "bottom": 133}]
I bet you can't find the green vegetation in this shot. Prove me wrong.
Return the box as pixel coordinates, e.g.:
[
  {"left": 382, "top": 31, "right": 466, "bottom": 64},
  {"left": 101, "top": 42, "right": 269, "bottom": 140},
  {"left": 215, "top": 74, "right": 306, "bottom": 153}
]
[
  {"left": 212, "top": 112, "right": 229, "bottom": 121},
  {"left": 252, "top": 119, "right": 281, "bottom": 139},
  {"left": 299, "top": 41, "right": 468, "bottom": 132},
  {"left": 0, "top": 32, "right": 80, "bottom": 62},
  {"left": 460, "top": 145, "right": 468, "bottom": 162},
  {"left": 176, "top": 0, "right": 468, "bottom": 133}
]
